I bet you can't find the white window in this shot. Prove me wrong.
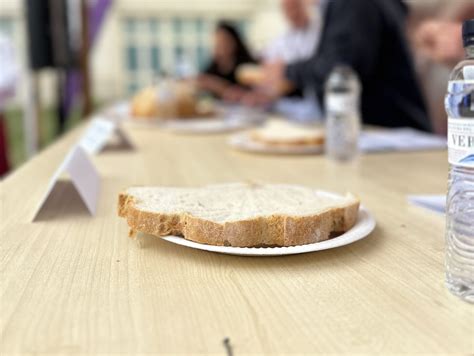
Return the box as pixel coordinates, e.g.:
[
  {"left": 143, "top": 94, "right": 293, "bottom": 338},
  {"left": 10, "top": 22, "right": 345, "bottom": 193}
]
[{"left": 122, "top": 17, "right": 247, "bottom": 95}]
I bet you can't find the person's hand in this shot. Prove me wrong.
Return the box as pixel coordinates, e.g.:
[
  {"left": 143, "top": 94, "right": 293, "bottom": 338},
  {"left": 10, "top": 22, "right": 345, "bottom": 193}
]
[
  {"left": 241, "top": 89, "right": 277, "bottom": 108},
  {"left": 238, "top": 60, "right": 295, "bottom": 108},
  {"left": 222, "top": 85, "right": 247, "bottom": 103},
  {"left": 196, "top": 74, "right": 222, "bottom": 92},
  {"left": 262, "top": 60, "right": 284, "bottom": 92},
  {"left": 415, "top": 20, "right": 463, "bottom": 66},
  {"left": 262, "top": 60, "right": 295, "bottom": 97}
]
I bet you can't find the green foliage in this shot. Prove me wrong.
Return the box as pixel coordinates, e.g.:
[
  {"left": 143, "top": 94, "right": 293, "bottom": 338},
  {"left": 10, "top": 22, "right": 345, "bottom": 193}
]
[{"left": 4, "top": 107, "right": 83, "bottom": 168}]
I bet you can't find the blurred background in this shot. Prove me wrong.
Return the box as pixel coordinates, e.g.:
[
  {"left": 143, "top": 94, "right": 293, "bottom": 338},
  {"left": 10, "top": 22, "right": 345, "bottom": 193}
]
[{"left": 0, "top": 0, "right": 472, "bottom": 172}]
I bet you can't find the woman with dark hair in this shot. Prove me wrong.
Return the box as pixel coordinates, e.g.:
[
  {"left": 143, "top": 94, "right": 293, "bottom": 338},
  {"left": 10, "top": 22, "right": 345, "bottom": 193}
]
[{"left": 197, "top": 21, "right": 256, "bottom": 101}]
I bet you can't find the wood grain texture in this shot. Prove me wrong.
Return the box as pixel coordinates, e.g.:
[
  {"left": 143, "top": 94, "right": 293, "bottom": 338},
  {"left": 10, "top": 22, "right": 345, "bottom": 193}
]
[{"left": 1, "top": 122, "right": 473, "bottom": 354}]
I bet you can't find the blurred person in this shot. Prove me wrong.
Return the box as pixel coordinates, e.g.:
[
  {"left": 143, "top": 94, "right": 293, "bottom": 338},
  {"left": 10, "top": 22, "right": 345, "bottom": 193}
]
[
  {"left": 262, "top": 0, "right": 324, "bottom": 121},
  {"left": 197, "top": 21, "right": 256, "bottom": 101},
  {"left": 264, "top": 0, "right": 321, "bottom": 63},
  {"left": 411, "top": 2, "right": 474, "bottom": 135},
  {"left": 246, "top": 0, "right": 431, "bottom": 132},
  {"left": 415, "top": 3, "right": 474, "bottom": 66},
  {"left": 0, "top": 33, "right": 18, "bottom": 176}
]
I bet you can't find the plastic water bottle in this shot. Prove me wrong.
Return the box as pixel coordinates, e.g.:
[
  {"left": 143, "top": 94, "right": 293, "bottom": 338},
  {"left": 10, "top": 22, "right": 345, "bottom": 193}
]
[
  {"left": 325, "top": 65, "right": 361, "bottom": 162},
  {"left": 445, "top": 19, "right": 474, "bottom": 303}
]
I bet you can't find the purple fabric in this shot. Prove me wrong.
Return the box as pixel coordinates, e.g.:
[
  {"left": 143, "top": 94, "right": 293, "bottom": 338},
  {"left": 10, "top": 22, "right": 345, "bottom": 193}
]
[
  {"left": 64, "top": 0, "right": 113, "bottom": 116},
  {"left": 89, "top": 0, "right": 113, "bottom": 43},
  {"left": 64, "top": 70, "right": 80, "bottom": 116}
]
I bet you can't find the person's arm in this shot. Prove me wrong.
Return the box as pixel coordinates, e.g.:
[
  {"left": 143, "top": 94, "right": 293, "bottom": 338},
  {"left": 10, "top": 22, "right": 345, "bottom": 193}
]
[
  {"left": 285, "top": 0, "right": 383, "bottom": 97},
  {"left": 196, "top": 62, "right": 236, "bottom": 98},
  {"left": 414, "top": 20, "right": 463, "bottom": 66},
  {"left": 413, "top": 0, "right": 474, "bottom": 67},
  {"left": 440, "top": 1, "right": 474, "bottom": 22},
  {"left": 197, "top": 73, "right": 231, "bottom": 94}
]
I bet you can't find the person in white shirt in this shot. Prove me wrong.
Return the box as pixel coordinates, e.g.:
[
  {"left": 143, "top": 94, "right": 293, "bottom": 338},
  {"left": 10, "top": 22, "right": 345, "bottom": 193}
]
[
  {"left": 259, "top": 0, "right": 323, "bottom": 121},
  {"left": 264, "top": 0, "right": 322, "bottom": 64}
]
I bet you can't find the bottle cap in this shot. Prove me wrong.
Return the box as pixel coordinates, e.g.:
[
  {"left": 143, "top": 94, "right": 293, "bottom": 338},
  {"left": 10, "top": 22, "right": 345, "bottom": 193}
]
[{"left": 462, "top": 19, "right": 474, "bottom": 47}]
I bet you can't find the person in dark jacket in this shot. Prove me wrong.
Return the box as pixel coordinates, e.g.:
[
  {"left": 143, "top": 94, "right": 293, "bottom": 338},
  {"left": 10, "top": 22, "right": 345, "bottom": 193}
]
[{"left": 250, "top": 0, "right": 432, "bottom": 132}]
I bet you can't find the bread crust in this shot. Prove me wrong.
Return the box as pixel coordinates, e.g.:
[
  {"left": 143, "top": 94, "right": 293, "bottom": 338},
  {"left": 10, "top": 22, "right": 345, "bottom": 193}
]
[{"left": 118, "top": 190, "right": 360, "bottom": 248}]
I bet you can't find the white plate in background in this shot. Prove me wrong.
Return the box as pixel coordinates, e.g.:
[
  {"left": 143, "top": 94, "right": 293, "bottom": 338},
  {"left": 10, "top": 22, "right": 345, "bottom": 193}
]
[
  {"left": 105, "top": 101, "right": 266, "bottom": 133},
  {"left": 229, "top": 132, "right": 324, "bottom": 155},
  {"left": 162, "top": 106, "right": 266, "bottom": 134},
  {"left": 162, "top": 117, "right": 263, "bottom": 134}
]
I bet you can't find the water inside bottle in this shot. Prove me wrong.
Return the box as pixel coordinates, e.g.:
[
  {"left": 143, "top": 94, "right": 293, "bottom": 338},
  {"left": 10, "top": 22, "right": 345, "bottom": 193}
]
[{"left": 445, "top": 79, "right": 474, "bottom": 303}]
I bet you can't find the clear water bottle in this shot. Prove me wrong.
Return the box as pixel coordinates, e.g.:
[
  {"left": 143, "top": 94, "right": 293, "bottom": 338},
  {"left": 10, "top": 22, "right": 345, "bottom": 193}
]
[
  {"left": 324, "top": 65, "right": 361, "bottom": 162},
  {"left": 445, "top": 19, "right": 474, "bottom": 303}
]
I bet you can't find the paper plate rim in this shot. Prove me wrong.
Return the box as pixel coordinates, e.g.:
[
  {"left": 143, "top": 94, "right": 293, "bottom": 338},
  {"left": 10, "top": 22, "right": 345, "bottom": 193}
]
[{"left": 160, "top": 190, "right": 375, "bottom": 256}]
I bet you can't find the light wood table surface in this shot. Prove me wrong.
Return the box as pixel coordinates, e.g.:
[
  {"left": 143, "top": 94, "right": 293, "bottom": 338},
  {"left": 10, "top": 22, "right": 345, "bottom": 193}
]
[{"left": 1, "top": 122, "right": 473, "bottom": 355}]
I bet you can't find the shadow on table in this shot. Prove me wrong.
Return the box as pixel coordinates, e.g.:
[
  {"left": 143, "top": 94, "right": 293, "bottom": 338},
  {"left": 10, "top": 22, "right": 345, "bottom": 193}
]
[
  {"left": 101, "top": 140, "right": 135, "bottom": 153},
  {"left": 34, "top": 180, "right": 91, "bottom": 222},
  {"left": 134, "top": 226, "right": 384, "bottom": 271}
]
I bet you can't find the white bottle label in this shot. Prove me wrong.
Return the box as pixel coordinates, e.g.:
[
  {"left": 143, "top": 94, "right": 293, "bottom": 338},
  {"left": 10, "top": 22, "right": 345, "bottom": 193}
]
[
  {"left": 448, "top": 117, "right": 474, "bottom": 167},
  {"left": 462, "top": 65, "right": 474, "bottom": 80},
  {"left": 326, "top": 94, "right": 357, "bottom": 115}
]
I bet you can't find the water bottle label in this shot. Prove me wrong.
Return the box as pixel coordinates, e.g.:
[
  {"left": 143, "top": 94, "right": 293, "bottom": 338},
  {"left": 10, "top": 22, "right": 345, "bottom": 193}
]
[
  {"left": 462, "top": 65, "right": 474, "bottom": 80},
  {"left": 448, "top": 117, "right": 474, "bottom": 166},
  {"left": 326, "top": 94, "right": 357, "bottom": 115}
]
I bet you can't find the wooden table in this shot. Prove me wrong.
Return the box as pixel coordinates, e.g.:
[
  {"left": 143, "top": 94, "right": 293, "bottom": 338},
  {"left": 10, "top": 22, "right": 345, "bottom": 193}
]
[{"left": 1, "top": 122, "right": 473, "bottom": 354}]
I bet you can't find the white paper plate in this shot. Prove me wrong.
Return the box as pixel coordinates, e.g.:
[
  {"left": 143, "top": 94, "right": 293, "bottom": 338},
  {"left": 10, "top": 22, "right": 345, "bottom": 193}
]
[
  {"left": 161, "top": 205, "right": 375, "bottom": 257},
  {"left": 229, "top": 132, "right": 324, "bottom": 155},
  {"left": 161, "top": 107, "right": 266, "bottom": 134},
  {"left": 121, "top": 116, "right": 262, "bottom": 133},
  {"left": 107, "top": 101, "right": 265, "bottom": 133},
  {"left": 162, "top": 117, "right": 262, "bottom": 134}
]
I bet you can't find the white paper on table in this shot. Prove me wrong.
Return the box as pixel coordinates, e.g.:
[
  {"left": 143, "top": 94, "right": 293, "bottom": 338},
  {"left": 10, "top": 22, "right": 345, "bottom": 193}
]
[
  {"left": 359, "top": 128, "right": 446, "bottom": 153},
  {"left": 408, "top": 195, "right": 446, "bottom": 214},
  {"left": 32, "top": 146, "right": 100, "bottom": 221},
  {"left": 79, "top": 116, "right": 133, "bottom": 155}
]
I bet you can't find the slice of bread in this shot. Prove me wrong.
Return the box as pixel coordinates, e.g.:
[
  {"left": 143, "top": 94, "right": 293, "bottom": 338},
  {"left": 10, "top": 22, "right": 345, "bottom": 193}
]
[
  {"left": 236, "top": 64, "right": 265, "bottom": 87},
  {"left": 130, "top": 81, "right": 204, "bottom": 120},
  {"left": 250, "top": 120, "right": 325, "bottom": 147},
  {"left": 118, "top": 183, "right": 359, "bottom": 247}
]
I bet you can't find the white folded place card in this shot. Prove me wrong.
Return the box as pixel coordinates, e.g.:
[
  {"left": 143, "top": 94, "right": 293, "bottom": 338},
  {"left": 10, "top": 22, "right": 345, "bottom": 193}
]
[
  {"left": 79, "top": 116, "right": 133, "bottom": 155},
  {"left": 408, "top": 195, "right": 446, "bottom": 214},
  {"left": 360, "top": 128, "right": 446, "bottom": 153},
  {"left": 32, "top": 146, "right": 100, "bottom": 221}
]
